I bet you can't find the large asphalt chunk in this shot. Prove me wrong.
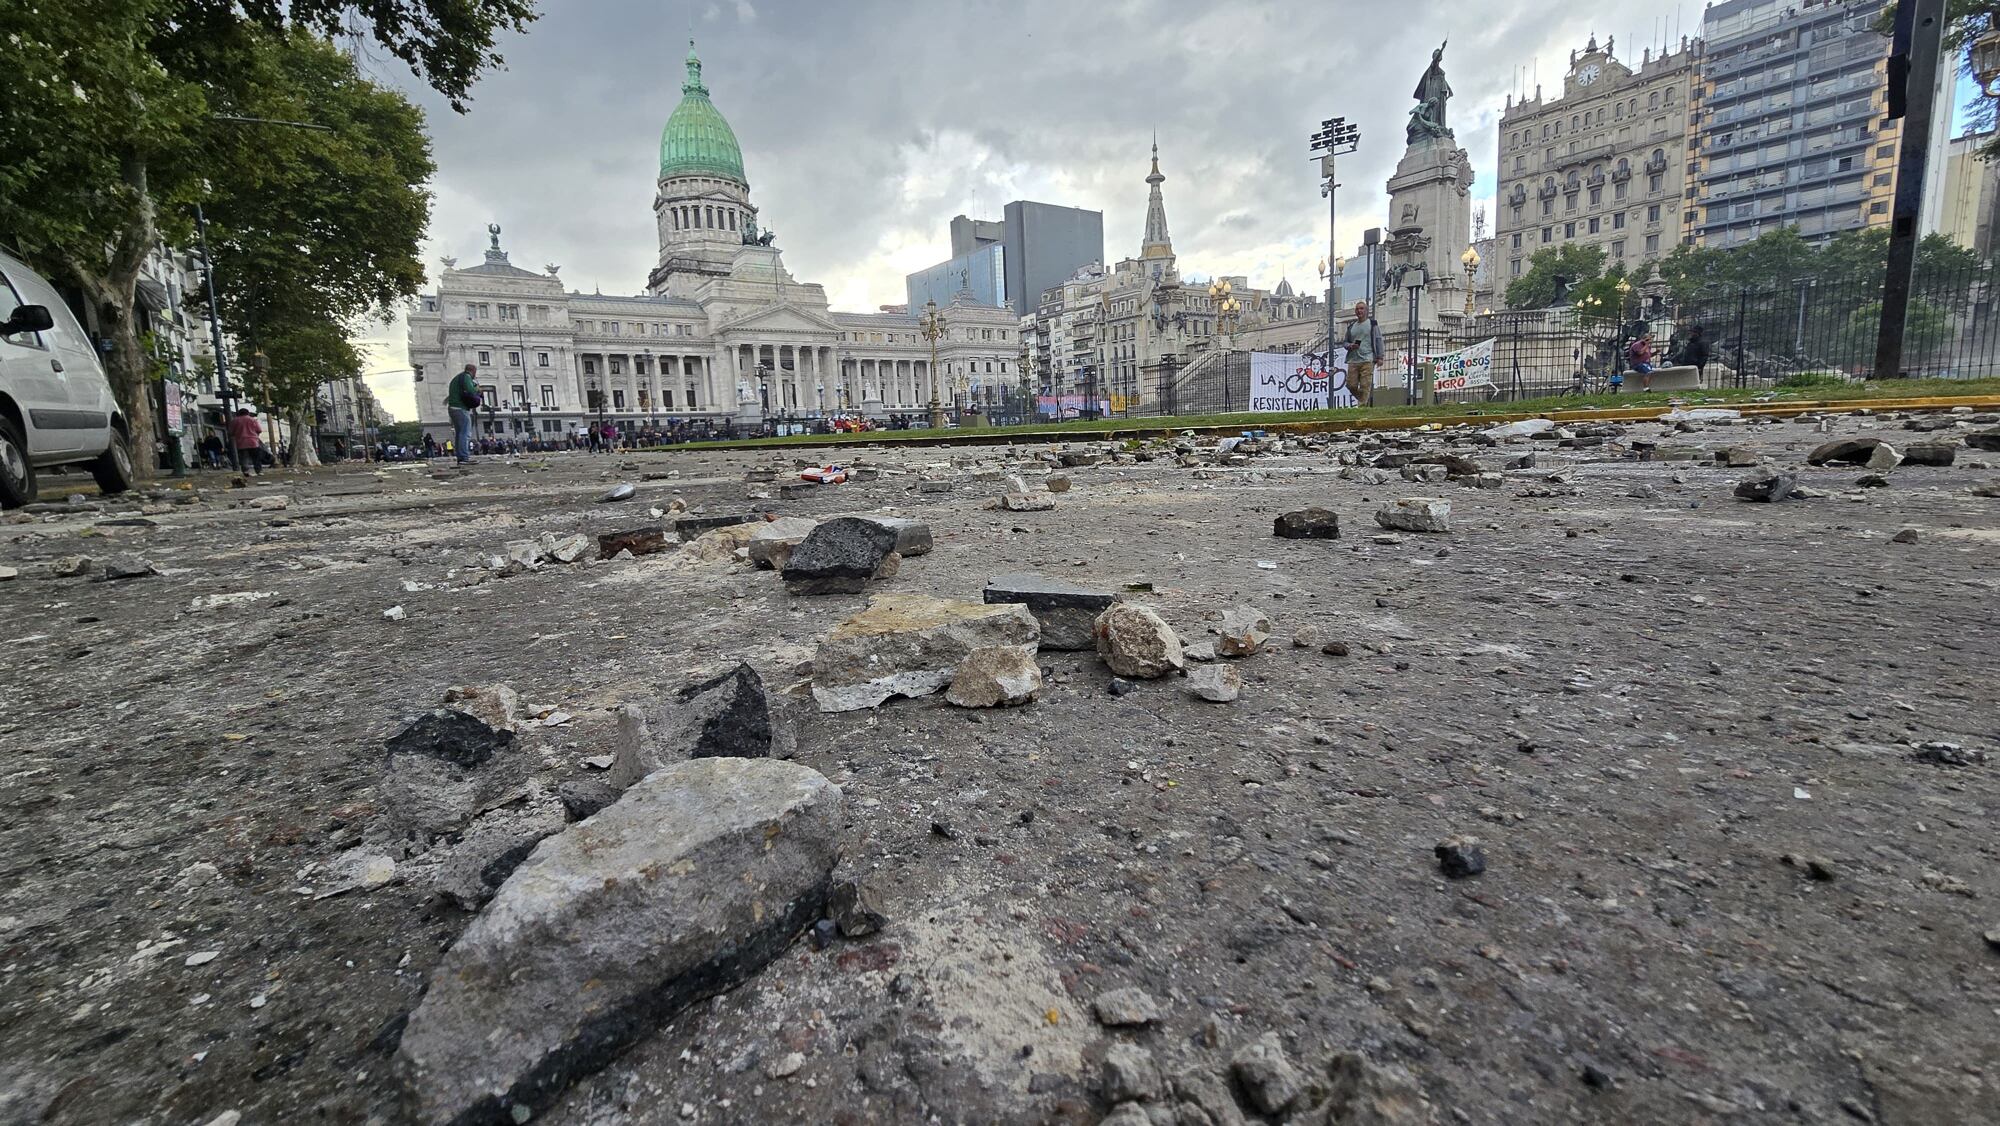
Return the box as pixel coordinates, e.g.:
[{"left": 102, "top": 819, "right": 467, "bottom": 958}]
[
  {"left": 380, "top": 711, "right": 521, "bottom": 837},
  {"left": 397, "top": 758, "right": 844, "bottom": 1126},
  {"left": 982, "top": 572, "right": 1117, "bottom": 650},
  {"left": 610, "top": 662, "right": 781, "bottom": 788},
  {"left": 782, "top": 516, "right": 899, "bottom": 594}
]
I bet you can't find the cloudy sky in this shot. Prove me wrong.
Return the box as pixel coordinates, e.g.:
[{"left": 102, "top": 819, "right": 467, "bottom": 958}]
[{"left": 356, "top": 0, "right": 1713, "bottom": 417}]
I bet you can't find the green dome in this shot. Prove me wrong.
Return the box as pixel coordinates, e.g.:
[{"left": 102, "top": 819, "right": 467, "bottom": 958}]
[{"left": 659, "top": 43, "right": 746, "bottom": 185}]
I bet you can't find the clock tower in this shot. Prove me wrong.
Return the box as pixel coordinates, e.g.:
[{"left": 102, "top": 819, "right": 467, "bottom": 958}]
[{"left": 1493, "top": 32, "right": 1700, "bottom": 291}]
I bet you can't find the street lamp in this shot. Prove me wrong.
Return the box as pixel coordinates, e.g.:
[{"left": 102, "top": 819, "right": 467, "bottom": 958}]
[
  {"left": 1975, "top": 29, "right": 2000, "bottom": 95},
  {"left": 1208, "top": 278, "right": 1241, "bottom": 336},
  {"left": 918, "top": 298, "right": 946, "bottom": 429},
  {"left": 1309, "top": 115, "right": 1360, "bottom": 372},
  {"left": 1461, "top": 244, "right": 1481, "bottom": 317}
]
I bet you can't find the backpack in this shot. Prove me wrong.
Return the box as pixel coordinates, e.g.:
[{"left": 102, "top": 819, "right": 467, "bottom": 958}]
[{"left": 451, "top": 372, "right": 482, "bottom": 410}]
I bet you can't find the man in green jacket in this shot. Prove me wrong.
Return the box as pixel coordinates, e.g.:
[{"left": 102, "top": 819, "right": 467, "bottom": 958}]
[{"left": 446, "top": 363, "right": 481, "bottom": 463}]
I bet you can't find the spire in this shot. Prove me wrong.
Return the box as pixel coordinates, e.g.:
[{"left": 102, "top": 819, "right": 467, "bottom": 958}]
[
  {"left": 1141, "top": 140, "right": 1172, "bottom": 259},
  {"left": 683, "top": 38, "right": 707, "bottom": 95}
]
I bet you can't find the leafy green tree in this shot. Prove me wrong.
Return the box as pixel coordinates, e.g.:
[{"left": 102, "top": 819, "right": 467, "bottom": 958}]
[
  {"left": 1504, "top": 244, "right": 1608, "bottom": 309},
  {"left": 1843, "top": 298, "right": 1953, "bottom": 365},
  {"left": 0, "top": 0, "right": 527, "bottom": 477},
  {"left": 197, "top": 31, "right": 432, "bottom": 446},
  {"left": 256, "top": 319, "right": 363, "bottom": 464}
]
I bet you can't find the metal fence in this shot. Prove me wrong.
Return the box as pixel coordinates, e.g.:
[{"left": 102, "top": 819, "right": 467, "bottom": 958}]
[
  {"left": 993, "top": 262, "right": 1998, "bottom": 426},
  {"left": 1669, "top": 262, "right": 2000, "bottom": 384}
]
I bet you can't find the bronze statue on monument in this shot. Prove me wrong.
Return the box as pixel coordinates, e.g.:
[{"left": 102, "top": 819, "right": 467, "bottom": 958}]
[{"left": 1406, "top": 41, "right": 1452, "bottom": 145}]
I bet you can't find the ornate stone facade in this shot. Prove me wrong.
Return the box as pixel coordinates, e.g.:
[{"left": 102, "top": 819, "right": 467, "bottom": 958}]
[
  {"left": 1495, "top": 36, "right": 1698, "bottom": 285},
  {"left": 408, "top": 43, "right": 1020, "bottom": 441}
]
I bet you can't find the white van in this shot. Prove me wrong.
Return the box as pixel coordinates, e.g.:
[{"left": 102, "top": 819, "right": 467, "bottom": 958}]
[{"left": 0, "top": 248, "right": 135, "bottom": 506}]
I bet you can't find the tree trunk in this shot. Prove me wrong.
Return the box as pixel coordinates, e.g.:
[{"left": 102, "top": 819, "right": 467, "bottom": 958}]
[
  {"left": 285, "top": 406, "right": 321, "bottom": 466},
  {"left": 64, "top": 151, "right": 162, "bottom": 481}
]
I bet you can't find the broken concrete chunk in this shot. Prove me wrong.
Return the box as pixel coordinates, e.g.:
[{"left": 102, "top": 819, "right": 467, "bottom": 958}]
[
  {"left": 538, "top": 533, "right": 591, "bottom": 564},
  {"left": 431, "top": 788, "right": 568, "bottom": 910},
  {"left": 1312, "top": 1050, "right": 1434, "bottom": 1126},
  {"left": 1272, "top": 507, "right": 1339, "bottom": 540},
  {"left": 1186, "top": 663, "right": 1242, "bottom": 702},
  {"left": 1103, "top": 1043, "right": 1166, "bottom": 1104},
  {"left": 1734, "top": 471, "right": 1796, "bottom": 503},
  {"left": 1094, "top": 603, "right": 1184, "bottom": 679},
  {"left": 1213, "top": 606, "right": 1271, "bottom": 657},
  {"left": 597, "top": 483, "right": 636, "bottom": 503},
  {"left": 846, "top": 514, "right": 932, "bottom": 557},
  {"left": 1231, "top": 1032, "right": 1305, "bottom": 1115},
  {"left": 1092, "top": 986, "right": 1163, "bottom": 1027},
  {"left": 397, "top": 758, "right": 843, "bottom": 1126},
  {"left": 100, "top": 554, "right": 159, "bottom": 580},
  {"left": 441, "top": 684, "right": 521, "bottom": 733},
  {"left": 610, "top": 662, "right": 779, "bottom": 788},
  {"left": 379, "top": 711, "right": 521, "bottom": 837},
  {"left": 1374, "top": 498, "right": 1451, "bottom": 534},
  {"left": 982, "top": 572, "right": 1118, "bottom": 650},
  {"left": 1002, "top": 491, "right": 1057, "bottom": 511},
  {"left": 745, "top": 517, "right": 819, "bottom": 570},
  {"left": 783, "top": 516, "right": 899, "bottom": 595},
  {"left": 596, "top": 526, "right": 668, "bottom": 559},
  {"left": 1807, "top": 437, "right": 1891, "bottom": 467},
  {"left": 1902, "top": 442, "right": 1957, "bottom": 467},
  {"left": 944, "top": 645, "right": 1042, "bottom": 708},
  {"left": 813, "top": 594, "right": 1040, "bottom": 712}
]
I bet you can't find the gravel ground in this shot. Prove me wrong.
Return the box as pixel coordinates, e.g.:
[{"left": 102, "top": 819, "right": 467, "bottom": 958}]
[{"left": 1, "top": 408, "right": 1996, "bottom": 1126}]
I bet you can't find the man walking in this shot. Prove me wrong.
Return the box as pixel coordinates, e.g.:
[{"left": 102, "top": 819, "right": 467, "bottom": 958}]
[
  {"left": 446, "top": 362, "right": 482, "bottom": 464},
  {"left": 1343, "top": 302, "right": 1384, "bottom": 408}
]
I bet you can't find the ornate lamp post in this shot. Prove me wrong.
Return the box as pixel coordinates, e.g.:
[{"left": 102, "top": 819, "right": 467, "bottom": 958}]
[
  {"left": 1460, "top": 244, "right": 1481, "bottom": 317},
  {"left": 1974, "top": 29, "right": 2000, "bottom": 95},
  {"left": 1208, "top": 278, "right": 1242, "bottom": 337},
  {"left": 918, "top": 298, "right": 946, "bottom": 429}
]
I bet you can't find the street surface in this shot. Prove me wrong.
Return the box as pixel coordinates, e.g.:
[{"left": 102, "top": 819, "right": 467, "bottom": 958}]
[{"left": 2, "top": 408, "right": 1996, "bottom": 1125}]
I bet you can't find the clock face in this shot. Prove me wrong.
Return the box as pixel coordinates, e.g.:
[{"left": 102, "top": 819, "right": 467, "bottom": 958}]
[{"left": 1578, "top": 63, "right": 1602, "bottom": 86}]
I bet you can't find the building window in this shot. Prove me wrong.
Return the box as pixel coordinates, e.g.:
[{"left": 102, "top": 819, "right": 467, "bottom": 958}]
[
  {"left": 1647, "top": 204, "right": 1661, "bottom": 223},
  {"left": 1542, "top": 199, "right": 1554, "bottom": 217},
  {"left": 510, "top": 384, "right": 526, "bottom": 405},
  {"left": 537, "top": 351, "right": 550, "bottom": 367},
  {"left": 478, "top": 384, "right": 496, "bottom": 404},
  {"left": 1542, "top": 227, "right": 1553, "bottom": 243},
  {"left": 609, "top": 358, "right": 624, "bottom": 375},
  {"left": 1564, "top": 221, "right": 1576, "bottom": 238},
  {"left": 1613, "top": 212, "right": 1625, "bottom": 229},
  {"left": 1610, "top": 240, "right": 1625, "bottom": 259},
  {"left": 1587, "top": 217, "right": 1600, "bottom": 234},
  {"left": 1588, "top": 187, "right": 1602, "bottom": 206},
  {"left": 1512, "top": 205, "right": 1523, "bottom": 223},
  {"left": 634, "top": 357, "right": 649, "bottom": 375},
  {"left": 612, "top": 389, "right": 626, "bottom": 409},
  {"left": 1645, "top": 233, "right": 1660, "bottom": 253},
  {"left": 1510, "top": 233, "right": 1522, "bottom": 249},
  {"left": 1649, "top": 173, "right": 1664, "bottom": 193},
  {"left": 541, "top": 386, "right": 556, "bottom": 409},
  {"left": 583, "top": 359, "right": 596, "bottom": 375},
  {"left": 1510, "top": 258, "right": 1522, "bottom": 276},
  {"left": 498, "top": 304, "right": 519, "bottom": 320},
  {"left": 508, "top": 351, "right": 521, "bottom": 366},
  {"left": 477, "top": 350, "right": 491, "bottom": 365},
  {"left": 1614, "top": 182, "right": 1628, "bottom": 201},
  {"left": 1869, "top": 201, "right": 1888, "bottom": 215}
]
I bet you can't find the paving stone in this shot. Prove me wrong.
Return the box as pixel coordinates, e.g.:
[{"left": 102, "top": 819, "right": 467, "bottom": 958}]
[{"left": 982, "top": 572, "right": 1118, "bottom": 651}]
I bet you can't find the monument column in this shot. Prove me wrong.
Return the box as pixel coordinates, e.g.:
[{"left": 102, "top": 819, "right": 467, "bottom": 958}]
[{"left": 1379, "top": 41, "right": 1474, "bottom": 401}]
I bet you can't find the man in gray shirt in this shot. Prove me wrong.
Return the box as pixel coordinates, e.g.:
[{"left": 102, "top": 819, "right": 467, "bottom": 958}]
[{"left": 1343, "top": 301, "right": 1385, "bottom": 408}]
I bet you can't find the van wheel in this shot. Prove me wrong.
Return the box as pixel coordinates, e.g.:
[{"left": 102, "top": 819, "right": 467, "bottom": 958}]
[
  {"left": 0, "top": 417, "right": 36, "bottom": 508},
  {"left": 90, "top": 430, "right": 134, "bottom": 495}
]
